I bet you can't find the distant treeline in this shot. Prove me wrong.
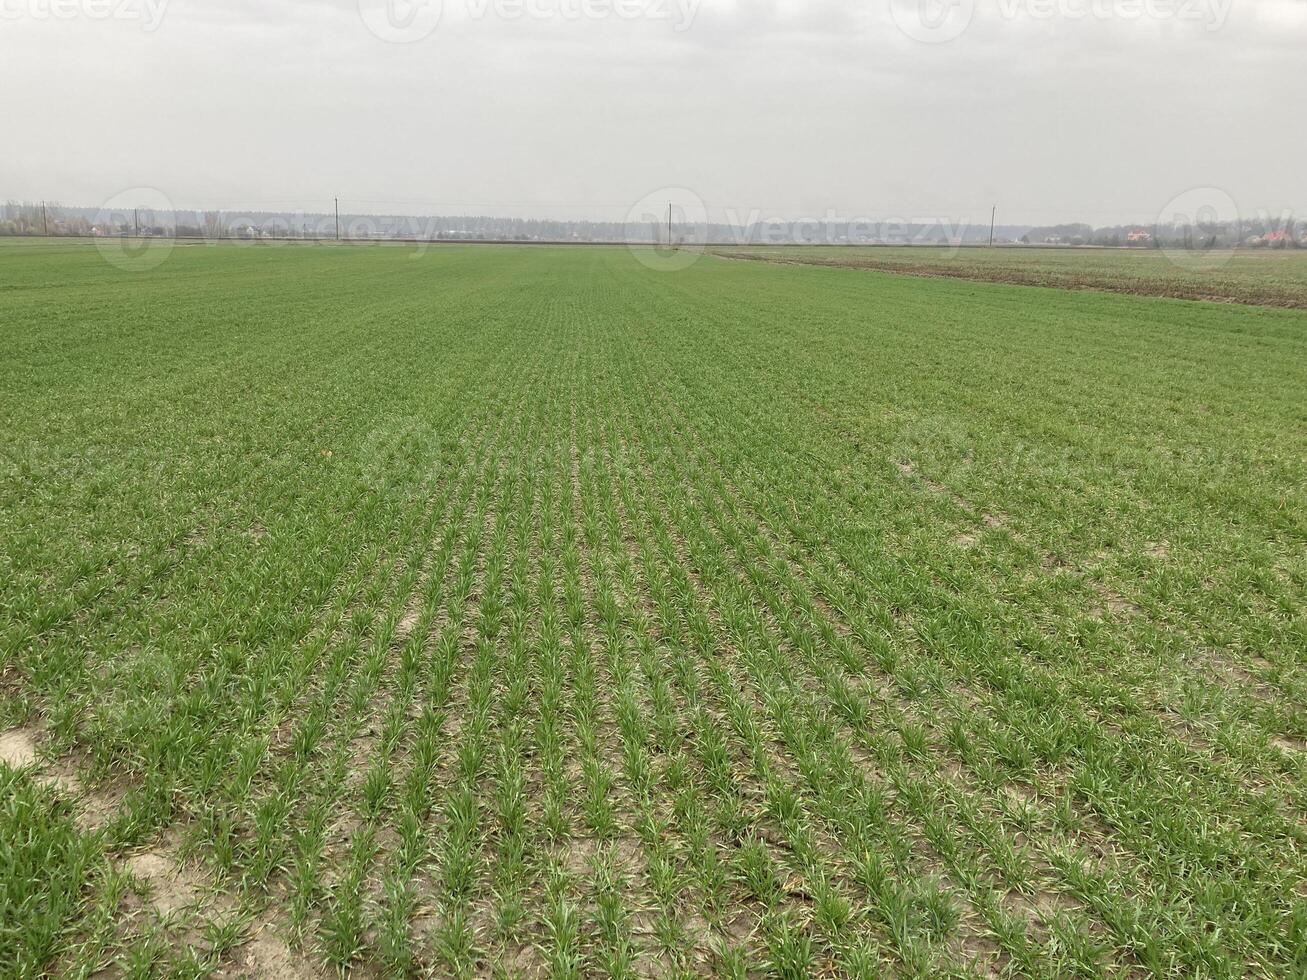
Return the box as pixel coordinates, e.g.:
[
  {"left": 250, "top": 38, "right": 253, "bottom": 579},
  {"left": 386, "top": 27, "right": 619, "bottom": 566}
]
[
  {"left": 0, "top": 202, "right": 1019, "bottom": 244},
  {"left": 1, "top": 202, "right": 651, "bottom": 243},
  {"left": 1021, "top": 219, "right": 1302, "bottom": 249},
  {"left": 2, "top": 201, "right": 1301, "bottom": 247}
]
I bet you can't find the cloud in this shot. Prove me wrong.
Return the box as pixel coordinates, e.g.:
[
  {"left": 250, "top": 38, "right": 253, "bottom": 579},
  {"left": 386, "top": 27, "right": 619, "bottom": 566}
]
[{"left": 1, "top": 0, "right": 1304, "bottom": 223}]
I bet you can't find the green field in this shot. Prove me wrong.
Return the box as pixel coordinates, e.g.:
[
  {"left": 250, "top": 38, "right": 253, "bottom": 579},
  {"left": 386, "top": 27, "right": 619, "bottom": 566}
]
[
  {"left": 1, "top": 240, "right": 1305, "bottom": 978},
  {"left": 707, "top": 245, "right": 1307, "bottom": 308}
]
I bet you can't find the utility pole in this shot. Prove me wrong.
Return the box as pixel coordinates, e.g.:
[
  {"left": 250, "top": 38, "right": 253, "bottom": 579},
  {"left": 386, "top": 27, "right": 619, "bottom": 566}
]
[
  {"left": 667, "top": 202, "right": 672, "bottom": 247},
  {"left": 134, "top": 208, "right": 140, "bottom": 237},
  {"left": 989, "top": 205, "right": 997, "bottom": 247},
  {"left": 335, "top": 198, "right": 340, "bottom": 241},
  {"left": 41, "top": 201, "right": 48, "bottom": 237}
]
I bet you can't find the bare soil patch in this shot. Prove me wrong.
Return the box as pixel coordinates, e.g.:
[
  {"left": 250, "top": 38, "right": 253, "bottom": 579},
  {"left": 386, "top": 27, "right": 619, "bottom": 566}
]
[{"left": 0, "top": 726, "right": 39, "bottom": 767}]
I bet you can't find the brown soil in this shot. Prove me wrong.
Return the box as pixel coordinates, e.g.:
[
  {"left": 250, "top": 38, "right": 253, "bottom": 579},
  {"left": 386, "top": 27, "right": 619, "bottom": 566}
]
[{"left": 709, "top": 250, "right": 1307, "bottom": 309}]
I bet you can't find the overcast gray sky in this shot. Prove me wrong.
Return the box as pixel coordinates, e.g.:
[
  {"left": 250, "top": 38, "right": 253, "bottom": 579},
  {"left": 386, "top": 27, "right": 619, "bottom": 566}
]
[{"left": 3, "top": 0, "right": 1305, "bottom": 226}]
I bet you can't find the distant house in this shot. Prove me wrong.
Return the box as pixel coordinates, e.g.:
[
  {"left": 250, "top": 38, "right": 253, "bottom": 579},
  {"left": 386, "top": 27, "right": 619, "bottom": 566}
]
[
  {"left": 1265, "top": 229, "right": 1292, "bottom": 247},
  {"left": 1127, "top": 229, "right": 1152, "bottom": 244}
]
